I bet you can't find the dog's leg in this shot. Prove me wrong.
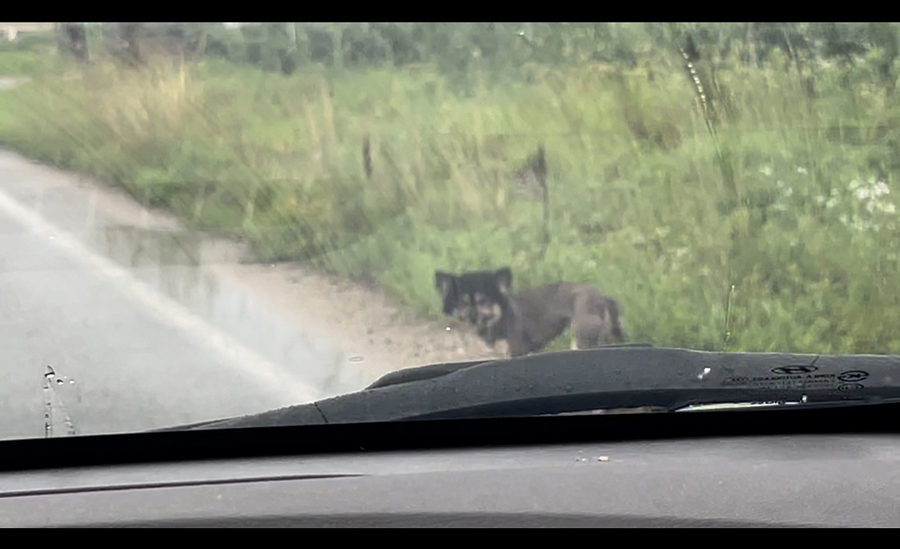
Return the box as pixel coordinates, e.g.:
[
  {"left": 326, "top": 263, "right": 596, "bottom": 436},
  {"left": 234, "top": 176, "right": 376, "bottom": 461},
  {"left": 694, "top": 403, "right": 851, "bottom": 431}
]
[
  {"left": 505, "top": 327, "right": 531, "bottom": 357},
  {"left": 572, "top": 315, "right": 602, "bottom": 350},
  {"left": 602, "top": 296, "right": 626, "bottom": 343}
]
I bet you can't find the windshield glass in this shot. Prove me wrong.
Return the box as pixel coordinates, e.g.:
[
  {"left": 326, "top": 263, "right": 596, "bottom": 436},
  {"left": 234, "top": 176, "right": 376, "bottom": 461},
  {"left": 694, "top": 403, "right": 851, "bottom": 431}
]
[{"left": 0, "top": 22, "right": 897, "bottom": 439}]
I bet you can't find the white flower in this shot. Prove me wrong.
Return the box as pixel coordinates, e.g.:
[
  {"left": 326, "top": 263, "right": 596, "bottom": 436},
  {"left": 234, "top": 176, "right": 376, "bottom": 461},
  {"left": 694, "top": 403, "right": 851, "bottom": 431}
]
[{"left": 875, "top": 201, "right": 896, "bottom": 214}]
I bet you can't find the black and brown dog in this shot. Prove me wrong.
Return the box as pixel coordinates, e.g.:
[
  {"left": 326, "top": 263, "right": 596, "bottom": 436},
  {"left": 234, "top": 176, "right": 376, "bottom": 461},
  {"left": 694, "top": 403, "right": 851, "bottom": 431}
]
[{"left": 435, "top": 267, "right": 626, "bottom": 358}]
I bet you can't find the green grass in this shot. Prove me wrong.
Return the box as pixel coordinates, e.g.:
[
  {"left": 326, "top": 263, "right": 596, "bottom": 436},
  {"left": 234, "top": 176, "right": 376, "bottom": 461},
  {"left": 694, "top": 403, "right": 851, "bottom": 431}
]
[
  {"left": 0, "top": 50, "right": 899, "bottom": 355},
  {"left": 0, "top": 50, "right": 57, "bottom": 76},
  {"left": 0, "top": 31, "right": 63, "bottom": 76}
]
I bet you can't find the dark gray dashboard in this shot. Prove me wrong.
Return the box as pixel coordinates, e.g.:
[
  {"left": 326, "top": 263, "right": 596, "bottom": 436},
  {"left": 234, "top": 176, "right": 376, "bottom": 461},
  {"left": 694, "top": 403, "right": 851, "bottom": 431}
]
[{"left": 1, "top": 433, "right": 898, "bottom": 527}]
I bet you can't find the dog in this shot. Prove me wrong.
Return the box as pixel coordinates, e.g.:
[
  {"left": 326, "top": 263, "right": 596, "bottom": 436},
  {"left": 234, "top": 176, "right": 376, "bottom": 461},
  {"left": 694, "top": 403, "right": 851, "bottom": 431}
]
[{"left": 434, "top": 267, "right": 626, "bottom": 358}]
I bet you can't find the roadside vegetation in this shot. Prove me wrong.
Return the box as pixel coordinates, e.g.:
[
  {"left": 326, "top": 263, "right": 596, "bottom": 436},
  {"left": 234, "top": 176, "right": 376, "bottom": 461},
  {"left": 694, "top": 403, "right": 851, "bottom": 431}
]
[
  {"left": 0, "top": 23, "right": 899, "bottom": 354},
  {"left": 0, "top": 29, "right": 60, "bottom": 76}
]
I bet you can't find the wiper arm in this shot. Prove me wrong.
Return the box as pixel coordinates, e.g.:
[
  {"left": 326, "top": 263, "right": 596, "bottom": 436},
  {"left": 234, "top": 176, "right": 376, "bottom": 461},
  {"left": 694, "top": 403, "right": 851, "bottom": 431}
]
[{"left": 156, "top": 345, "right": 900, "bottom": 431}]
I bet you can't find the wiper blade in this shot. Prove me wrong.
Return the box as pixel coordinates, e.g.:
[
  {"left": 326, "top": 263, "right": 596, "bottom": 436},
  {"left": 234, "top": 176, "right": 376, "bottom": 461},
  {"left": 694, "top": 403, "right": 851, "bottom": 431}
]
[{"left": 155, "top": 345, "right": 900, "bottom": 431}]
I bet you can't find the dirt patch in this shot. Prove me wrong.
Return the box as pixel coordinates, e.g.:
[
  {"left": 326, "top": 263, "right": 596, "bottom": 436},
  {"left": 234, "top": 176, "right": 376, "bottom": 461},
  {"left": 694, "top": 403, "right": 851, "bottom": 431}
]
[{"left": 222, "top": 262, "right": 506, "bottom": 383}]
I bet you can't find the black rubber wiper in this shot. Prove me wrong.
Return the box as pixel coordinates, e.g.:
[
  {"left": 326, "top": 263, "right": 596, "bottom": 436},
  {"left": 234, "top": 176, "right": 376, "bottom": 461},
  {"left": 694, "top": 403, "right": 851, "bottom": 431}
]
[{"left": 155, "top": 345, "right": 900, "bottom": 431}]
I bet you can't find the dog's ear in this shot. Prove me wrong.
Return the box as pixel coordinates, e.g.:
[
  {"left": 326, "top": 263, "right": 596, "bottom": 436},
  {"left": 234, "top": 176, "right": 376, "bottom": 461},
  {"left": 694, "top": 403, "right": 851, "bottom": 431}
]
[
  {"left": 435, "top": 271, "right": 458, "bottom": 317},
  {"left": 494, "top": 267, "right": 513, "bottom": 293}
]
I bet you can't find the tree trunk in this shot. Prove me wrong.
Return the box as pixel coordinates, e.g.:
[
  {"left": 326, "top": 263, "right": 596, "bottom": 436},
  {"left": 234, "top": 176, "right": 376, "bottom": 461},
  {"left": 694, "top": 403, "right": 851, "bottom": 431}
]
[
  {"left": 287, "top": 23, "right": 297, "bottom": 51},
  {"left": 119, "top": 23, "right": 144, "bottom": 66},
  {"left": 57, "top": 23, "right": 89, "bottom": 63}
]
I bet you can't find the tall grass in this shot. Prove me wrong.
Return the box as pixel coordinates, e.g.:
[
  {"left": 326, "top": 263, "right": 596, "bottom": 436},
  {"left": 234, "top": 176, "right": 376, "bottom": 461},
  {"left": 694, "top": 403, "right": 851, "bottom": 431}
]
[{"left": 0, "top": 49, "right": 898, "bottom": 355}]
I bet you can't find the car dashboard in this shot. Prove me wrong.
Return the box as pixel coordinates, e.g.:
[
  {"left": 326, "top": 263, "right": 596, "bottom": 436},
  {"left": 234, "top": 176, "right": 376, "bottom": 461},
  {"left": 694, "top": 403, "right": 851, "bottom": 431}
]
[{"left": 1, "top": 431, "right": 899, "bottom": 527}]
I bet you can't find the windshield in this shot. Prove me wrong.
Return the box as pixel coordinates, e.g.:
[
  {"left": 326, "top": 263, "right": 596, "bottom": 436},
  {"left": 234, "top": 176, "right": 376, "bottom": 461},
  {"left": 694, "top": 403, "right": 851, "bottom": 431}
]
[{"left": 0, "top": 22, "right": 897, "bottom": 439}]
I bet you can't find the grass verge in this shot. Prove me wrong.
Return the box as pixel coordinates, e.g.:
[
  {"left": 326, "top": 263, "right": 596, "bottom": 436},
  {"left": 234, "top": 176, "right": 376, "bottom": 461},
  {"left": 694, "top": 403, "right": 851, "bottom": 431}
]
[{"left": 0, "top": 50, "right": 899, "bottom": 354}]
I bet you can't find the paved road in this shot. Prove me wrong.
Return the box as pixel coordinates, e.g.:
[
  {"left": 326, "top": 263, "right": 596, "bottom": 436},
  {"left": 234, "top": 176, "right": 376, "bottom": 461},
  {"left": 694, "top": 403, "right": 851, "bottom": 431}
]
[{"left": 0, "top": 150, "right": 359, "bottom": 441}]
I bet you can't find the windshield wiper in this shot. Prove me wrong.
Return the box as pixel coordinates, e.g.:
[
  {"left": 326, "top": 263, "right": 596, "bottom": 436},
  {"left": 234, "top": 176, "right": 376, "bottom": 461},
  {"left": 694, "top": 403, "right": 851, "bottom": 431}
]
[{"left": 155, "top": 345, "right": 900, "bottom": 431}]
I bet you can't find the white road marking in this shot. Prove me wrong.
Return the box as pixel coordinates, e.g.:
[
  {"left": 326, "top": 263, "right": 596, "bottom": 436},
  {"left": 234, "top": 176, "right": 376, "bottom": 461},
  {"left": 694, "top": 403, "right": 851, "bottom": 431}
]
[{"left": 0, "top": 185, "right": 323, "bottom": 405}]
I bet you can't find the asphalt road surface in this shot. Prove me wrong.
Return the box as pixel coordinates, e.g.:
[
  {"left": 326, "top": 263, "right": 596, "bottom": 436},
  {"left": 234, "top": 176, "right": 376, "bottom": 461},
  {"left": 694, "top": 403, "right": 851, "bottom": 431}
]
[{"left": 0, "top": 150, "right": 357, "bottom": 441}]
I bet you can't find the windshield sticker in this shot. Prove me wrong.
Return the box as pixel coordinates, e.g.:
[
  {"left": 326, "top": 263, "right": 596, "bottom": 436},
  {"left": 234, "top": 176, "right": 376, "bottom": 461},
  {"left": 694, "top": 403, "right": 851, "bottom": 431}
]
[
  {"left": 837, "top": 370, "right": 870, "bottom": 382},
  {"left": 722, "top": 371, "right": 850, "bottom": 391},
  {"left": 723, "top": 367, "right": 872, "bottom": 391}
]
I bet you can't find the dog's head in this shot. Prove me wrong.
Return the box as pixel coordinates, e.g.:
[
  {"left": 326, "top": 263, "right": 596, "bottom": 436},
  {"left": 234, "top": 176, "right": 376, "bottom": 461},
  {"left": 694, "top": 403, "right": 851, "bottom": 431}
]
[{"left": 434, "top": 267, "right": 512, "bottom": 335}]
